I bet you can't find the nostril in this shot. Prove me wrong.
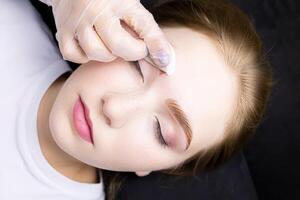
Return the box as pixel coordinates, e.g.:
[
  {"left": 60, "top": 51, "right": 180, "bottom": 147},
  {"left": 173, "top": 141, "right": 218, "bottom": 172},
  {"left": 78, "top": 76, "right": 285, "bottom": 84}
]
[
  {"left": 101, "top": 97, "right": 111, "bottom": 126},
  {"left": 104, "top": 115, "right": 111, "bottom": 126}
]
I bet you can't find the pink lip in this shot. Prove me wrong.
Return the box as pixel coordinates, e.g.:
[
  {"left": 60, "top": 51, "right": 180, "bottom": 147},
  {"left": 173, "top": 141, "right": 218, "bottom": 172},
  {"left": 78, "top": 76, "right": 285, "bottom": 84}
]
[{"left": 72, "top": 97, "right": 94, "bottom": 144}]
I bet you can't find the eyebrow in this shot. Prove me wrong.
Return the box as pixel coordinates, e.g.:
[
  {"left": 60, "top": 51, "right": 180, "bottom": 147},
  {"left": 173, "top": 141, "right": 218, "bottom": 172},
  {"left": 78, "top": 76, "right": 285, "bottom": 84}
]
[{"left": 165, "top": 98, "right": 193, "bottom": 150}]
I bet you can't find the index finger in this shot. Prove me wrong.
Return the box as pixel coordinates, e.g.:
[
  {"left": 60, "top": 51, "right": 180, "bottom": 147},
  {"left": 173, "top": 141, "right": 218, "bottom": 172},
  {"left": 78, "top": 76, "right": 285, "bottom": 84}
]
[{"left": 122, "top": 2, "right": 172, "bottom": 68}]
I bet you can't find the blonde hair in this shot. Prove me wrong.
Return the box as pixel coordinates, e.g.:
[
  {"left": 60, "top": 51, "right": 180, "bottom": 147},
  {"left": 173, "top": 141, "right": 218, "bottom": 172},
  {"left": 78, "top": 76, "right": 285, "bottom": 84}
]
[{"left": 103, "top": 0, "right": 273, "bottom": 199}]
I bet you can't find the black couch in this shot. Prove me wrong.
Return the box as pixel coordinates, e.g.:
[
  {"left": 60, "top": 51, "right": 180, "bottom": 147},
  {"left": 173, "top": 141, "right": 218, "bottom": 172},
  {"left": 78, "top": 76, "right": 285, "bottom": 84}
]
[{"left": 30, "top": 0, "right": 300, "bottom": 199}]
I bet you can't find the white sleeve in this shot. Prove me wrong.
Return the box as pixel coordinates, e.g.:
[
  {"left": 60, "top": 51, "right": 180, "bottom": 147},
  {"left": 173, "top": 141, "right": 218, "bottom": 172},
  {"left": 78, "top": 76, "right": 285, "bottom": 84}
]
[
  {"left": 0, "top": 0, "right": 71, "bottom": 94},
  {"left": 38, "top": 0, "right": 52, "bottom": 6}
]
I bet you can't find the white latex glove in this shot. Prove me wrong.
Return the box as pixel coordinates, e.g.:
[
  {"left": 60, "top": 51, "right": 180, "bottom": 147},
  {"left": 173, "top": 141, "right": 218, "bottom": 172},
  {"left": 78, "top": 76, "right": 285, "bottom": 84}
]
[{"left": 42, "top": 0, "right": 173, "bottom": 71}]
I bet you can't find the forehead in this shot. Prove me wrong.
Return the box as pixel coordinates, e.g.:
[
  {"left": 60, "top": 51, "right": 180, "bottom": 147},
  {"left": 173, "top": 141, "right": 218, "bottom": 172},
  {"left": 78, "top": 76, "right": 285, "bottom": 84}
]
[{"left": 159, "top": 27, "right": 237, "bottom": 154}]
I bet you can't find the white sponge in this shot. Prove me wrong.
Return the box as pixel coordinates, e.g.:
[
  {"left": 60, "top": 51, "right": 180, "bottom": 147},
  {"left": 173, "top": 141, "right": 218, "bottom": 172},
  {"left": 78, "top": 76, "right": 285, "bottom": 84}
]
[{"left": 161, "top": 43, "right": 176, "bottom": 75}]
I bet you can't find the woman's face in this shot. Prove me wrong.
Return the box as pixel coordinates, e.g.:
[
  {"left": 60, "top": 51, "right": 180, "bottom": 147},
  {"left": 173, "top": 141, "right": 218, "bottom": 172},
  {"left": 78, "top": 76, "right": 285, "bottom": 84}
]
[{"left": 49, "top": 26, "right": 237, "bottom": 173}]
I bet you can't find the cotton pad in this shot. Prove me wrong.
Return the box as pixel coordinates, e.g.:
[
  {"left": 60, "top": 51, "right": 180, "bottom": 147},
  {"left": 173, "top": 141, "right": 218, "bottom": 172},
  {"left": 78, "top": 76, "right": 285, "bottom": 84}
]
[
  {"left": 162, "top": 43, "right": 176, "bottom": 75},
  {"left": 145, "top": 43, "right": 176, "bottom": 75}
]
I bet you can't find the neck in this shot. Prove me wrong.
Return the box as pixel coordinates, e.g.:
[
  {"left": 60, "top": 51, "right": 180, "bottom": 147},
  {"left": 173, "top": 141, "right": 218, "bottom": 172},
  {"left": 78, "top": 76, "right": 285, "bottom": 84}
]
[{"left": 37, "top": 72, "right": 100, "bottom": 184}]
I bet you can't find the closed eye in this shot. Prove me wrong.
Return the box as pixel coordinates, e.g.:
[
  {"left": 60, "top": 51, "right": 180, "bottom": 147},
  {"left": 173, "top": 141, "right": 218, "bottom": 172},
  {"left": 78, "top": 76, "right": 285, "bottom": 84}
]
[
  {"left": 155, "top": 116, "right": 168, "bottom": 148},
  {"left": 132, "top": 61, "right": 144, "bottom": 82}
]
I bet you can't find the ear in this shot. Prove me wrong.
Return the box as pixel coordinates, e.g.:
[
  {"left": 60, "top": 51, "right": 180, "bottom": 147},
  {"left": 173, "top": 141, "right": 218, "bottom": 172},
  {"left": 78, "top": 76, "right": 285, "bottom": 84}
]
[{"left": 135, "top": 171, "right": 151, "bottom": 177}]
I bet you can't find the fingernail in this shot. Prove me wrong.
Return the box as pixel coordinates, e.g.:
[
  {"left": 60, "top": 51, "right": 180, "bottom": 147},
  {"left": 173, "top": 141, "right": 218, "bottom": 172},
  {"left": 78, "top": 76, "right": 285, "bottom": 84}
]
[
  {"left": 151, "top": 52, "right": 170, "bottom": 68},
  {"left": 158, "top": 53, "right": 170, "bottom": 67},
  {"left": 160, "top": 44, "right": 176, "bottom": 75},
  {"left": 147, "top": 43, "right": 176, "bottom": 75}
]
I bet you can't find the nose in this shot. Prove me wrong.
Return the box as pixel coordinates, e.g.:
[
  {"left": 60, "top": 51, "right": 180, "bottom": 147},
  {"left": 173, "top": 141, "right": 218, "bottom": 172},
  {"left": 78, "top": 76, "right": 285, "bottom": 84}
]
[{"left": 101, "top": 92, "right": 145, "bottom": 128}]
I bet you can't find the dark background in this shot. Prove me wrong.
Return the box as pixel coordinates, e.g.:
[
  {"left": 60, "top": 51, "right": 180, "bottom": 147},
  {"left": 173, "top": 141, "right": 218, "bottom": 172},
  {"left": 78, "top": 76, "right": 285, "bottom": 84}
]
[
  {"left": 232, "top": 1, "right": 300, "bottom": 199},
  {"left": 30, "top": 0, "right": 300, "bottom": 199}
]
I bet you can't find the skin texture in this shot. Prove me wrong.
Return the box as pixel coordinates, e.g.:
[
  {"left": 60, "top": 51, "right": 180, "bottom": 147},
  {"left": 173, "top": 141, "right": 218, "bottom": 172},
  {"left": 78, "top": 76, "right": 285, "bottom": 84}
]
[{"left": 37, "top": 26, "right": 238, "bottom": 183}]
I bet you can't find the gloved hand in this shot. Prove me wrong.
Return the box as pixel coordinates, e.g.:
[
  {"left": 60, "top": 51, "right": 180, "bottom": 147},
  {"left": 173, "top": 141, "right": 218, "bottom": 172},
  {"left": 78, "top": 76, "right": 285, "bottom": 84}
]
[{"left": 41, "top": 0, "right": 173, "bottom": 70}]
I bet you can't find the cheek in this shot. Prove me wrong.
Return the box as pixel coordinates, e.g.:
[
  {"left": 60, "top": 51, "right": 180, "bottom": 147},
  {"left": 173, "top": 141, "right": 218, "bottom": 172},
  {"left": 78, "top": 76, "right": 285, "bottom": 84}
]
[
  {"left": 115, "top": 118, "right": 155, "bottom": 156},
  {"left": 98, "top": 116, "right": 173, "bottom": 170},
  {"left": 70, "top": 60, "right": 141, "bottom": 94}
]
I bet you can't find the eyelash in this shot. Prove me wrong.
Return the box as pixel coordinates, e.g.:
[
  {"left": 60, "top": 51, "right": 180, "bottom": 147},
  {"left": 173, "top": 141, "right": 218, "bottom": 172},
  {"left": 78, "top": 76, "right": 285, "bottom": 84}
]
[
  {"left": 133, "top": 61, "right": 144, "bottom": 82},
  {"left": 155, "top": 116, "right": 168, "bottom": 148}
]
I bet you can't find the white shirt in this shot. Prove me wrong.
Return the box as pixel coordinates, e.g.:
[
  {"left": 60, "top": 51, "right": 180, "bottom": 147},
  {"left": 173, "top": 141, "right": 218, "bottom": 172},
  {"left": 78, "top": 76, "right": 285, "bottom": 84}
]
[{"left": 0, "top": 0, "right": 105, "bottom": 199}]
